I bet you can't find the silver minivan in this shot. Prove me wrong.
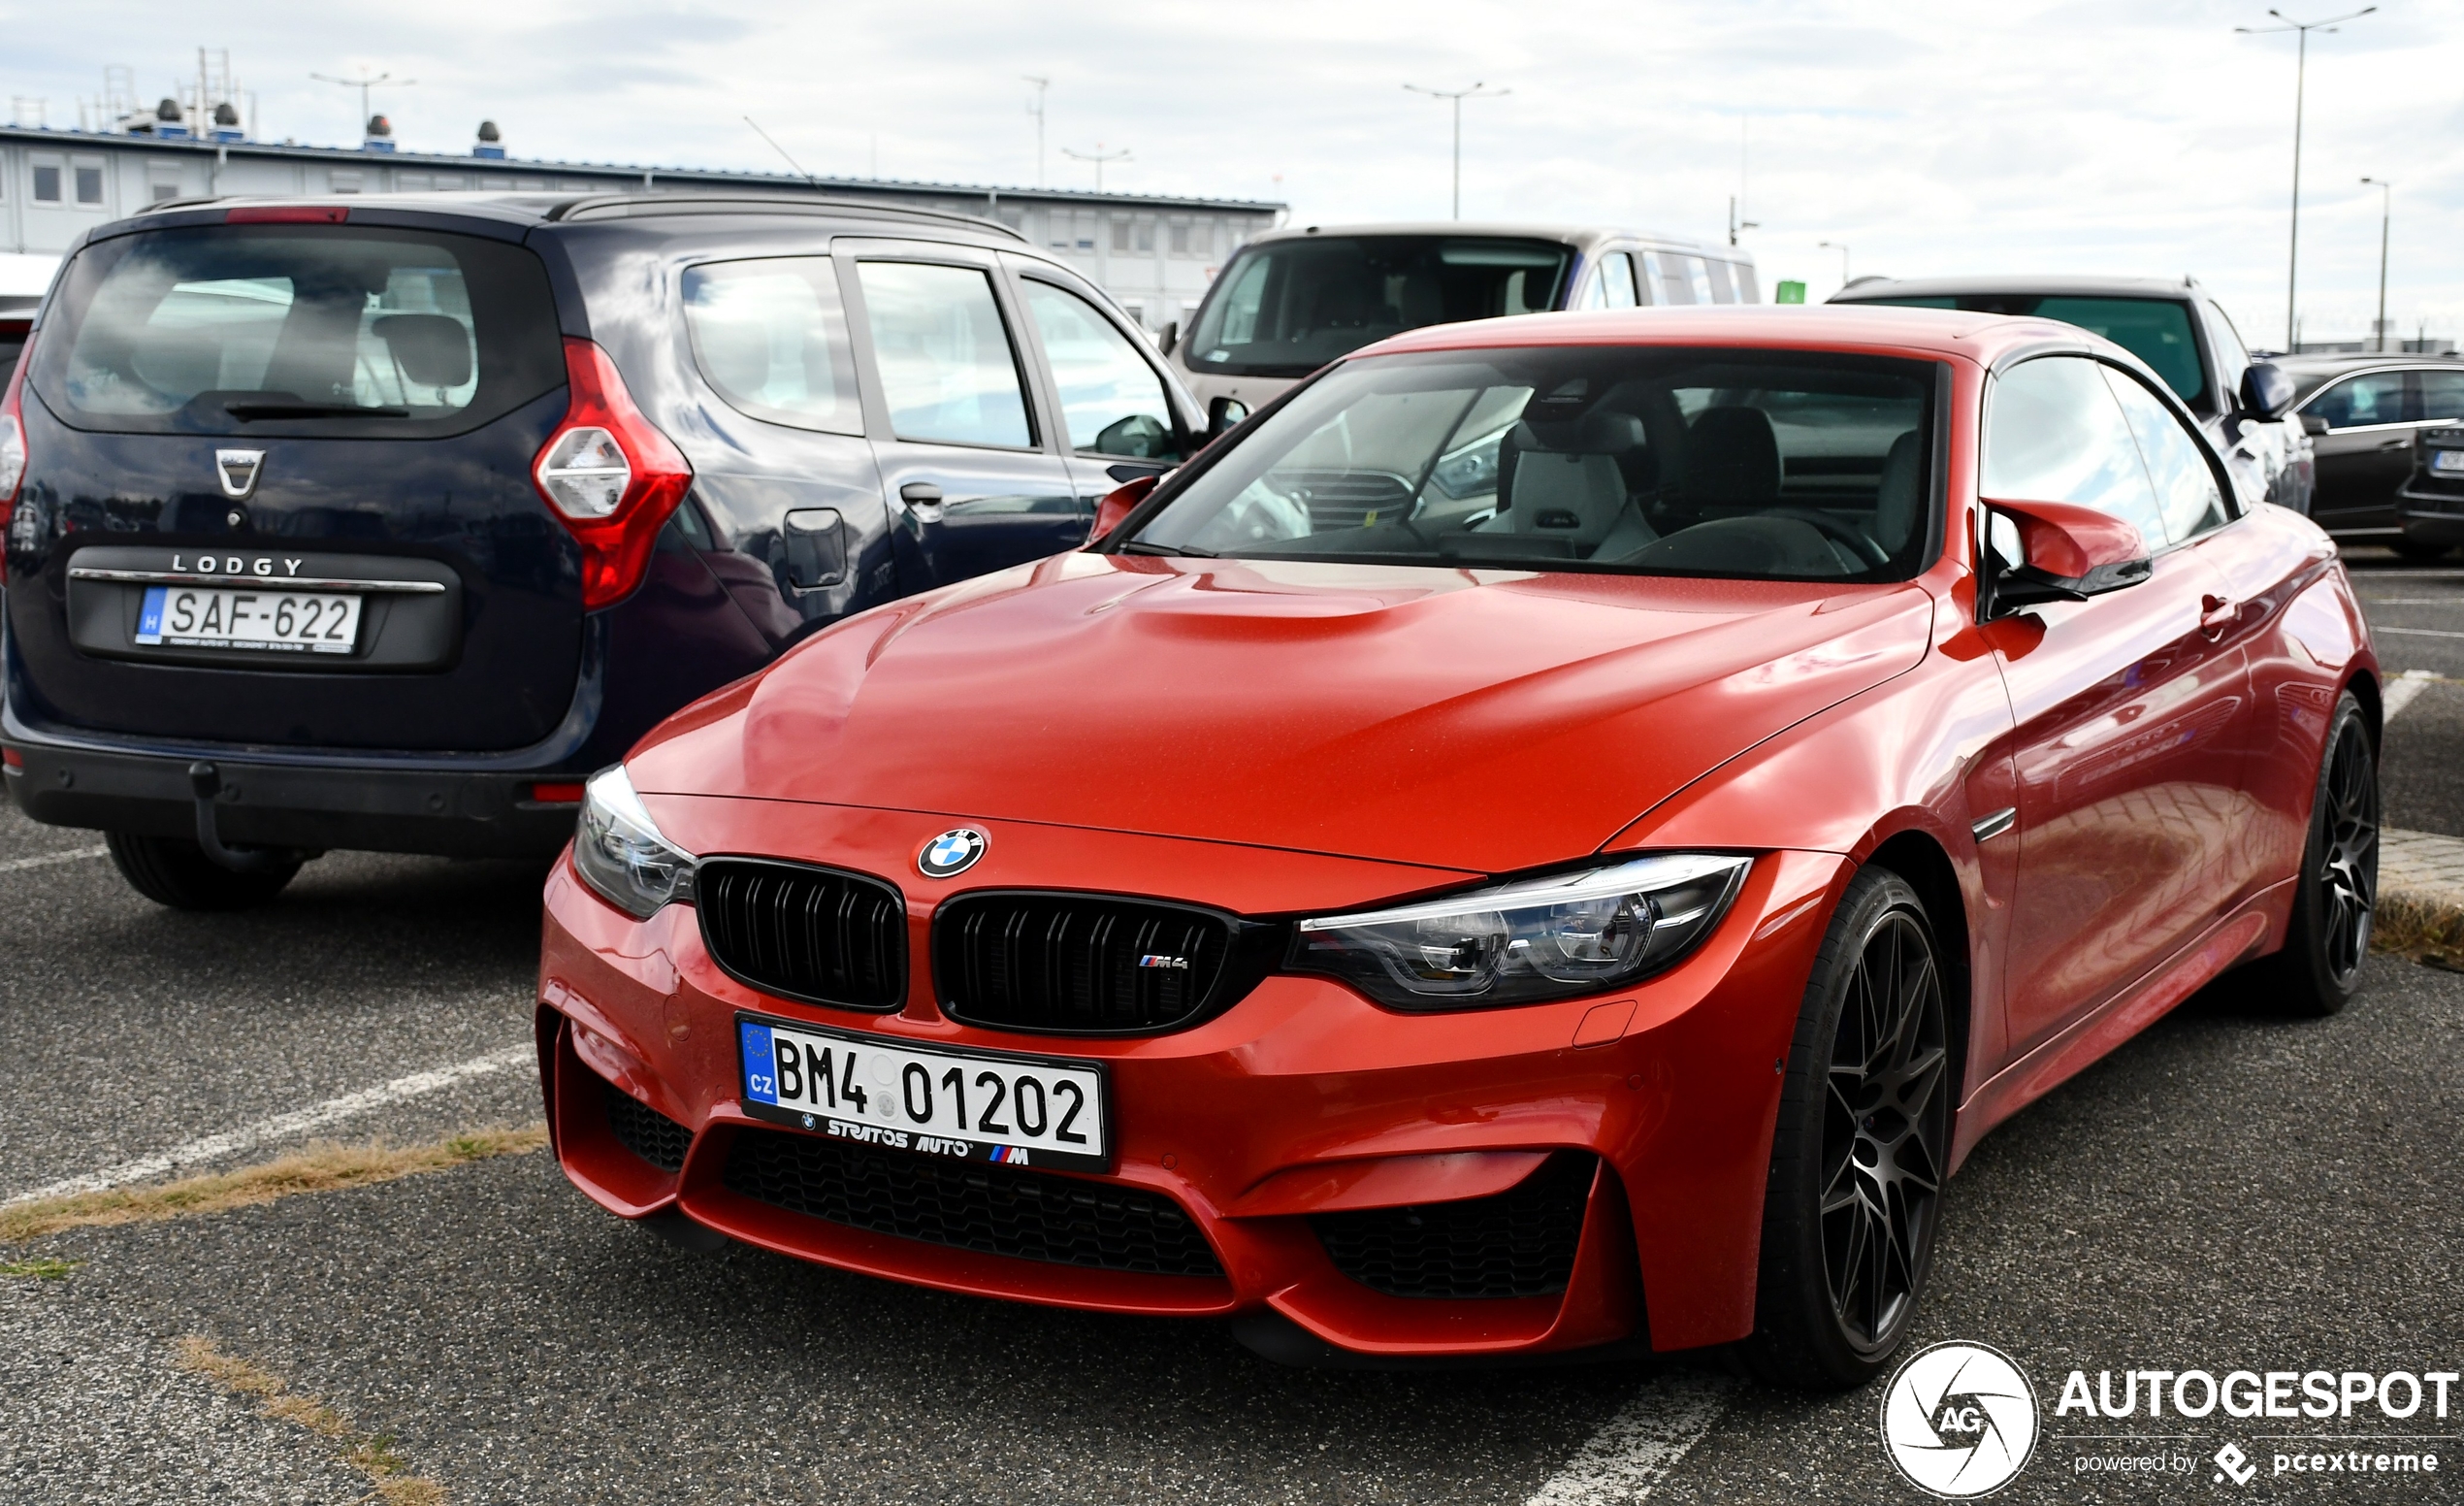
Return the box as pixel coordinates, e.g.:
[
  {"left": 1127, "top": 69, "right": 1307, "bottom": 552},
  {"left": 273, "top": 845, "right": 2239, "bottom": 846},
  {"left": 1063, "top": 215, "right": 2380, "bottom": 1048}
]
[{"left": 1161, "top": 222, "right": 1759, "bottom": 415}]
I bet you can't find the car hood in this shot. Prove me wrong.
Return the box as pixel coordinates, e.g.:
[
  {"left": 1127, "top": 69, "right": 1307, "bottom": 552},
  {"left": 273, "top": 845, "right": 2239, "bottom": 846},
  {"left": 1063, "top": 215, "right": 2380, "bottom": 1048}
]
[{"left": 629, "top": 553, "right": 1937, "bottom": 874}]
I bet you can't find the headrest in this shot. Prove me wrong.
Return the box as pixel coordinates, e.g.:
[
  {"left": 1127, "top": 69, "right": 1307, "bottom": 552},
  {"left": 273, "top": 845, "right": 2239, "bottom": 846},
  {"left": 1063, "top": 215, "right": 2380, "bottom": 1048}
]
[
  {"left": 1685, "top": 406, "right": 1780, "bottom": 504},
  {"left": 372, "top": 313, "right": 472, "bottom": 389},
  {"left": 1510, "top": 409, "right": 1648, "bottom": 456},
  {"left": 1875, "top": 429, "right": 1924, "bottom": 552}
]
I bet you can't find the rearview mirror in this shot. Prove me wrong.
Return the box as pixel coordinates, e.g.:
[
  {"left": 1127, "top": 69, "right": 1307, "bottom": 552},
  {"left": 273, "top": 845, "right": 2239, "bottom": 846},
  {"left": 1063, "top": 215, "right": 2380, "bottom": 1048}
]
[
  {"left": 1206, "top": 395, "right": 1249, "bottom": 441},
  {"left": 1088, "top": 473, "right": 1160, "bottom": 544},
  {"left": 1981, "top": 498, "right": 2151, "bottom": 615},
  {"left": 1157, "top": 321, "right": 1179, "bottom": 356},
  {"left": 2300, "top": 412, "right": 2331, "bottom": 438},
  {"left": 2239, "top": 361, "right": 2297, "bottom": 422}
]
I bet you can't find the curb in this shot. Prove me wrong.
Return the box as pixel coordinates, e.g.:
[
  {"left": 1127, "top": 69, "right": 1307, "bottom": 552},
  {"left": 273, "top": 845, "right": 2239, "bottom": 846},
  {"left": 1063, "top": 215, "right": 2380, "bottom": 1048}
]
[{"left": 2376, "top": 828, "right": 2464, "bottom": 958}]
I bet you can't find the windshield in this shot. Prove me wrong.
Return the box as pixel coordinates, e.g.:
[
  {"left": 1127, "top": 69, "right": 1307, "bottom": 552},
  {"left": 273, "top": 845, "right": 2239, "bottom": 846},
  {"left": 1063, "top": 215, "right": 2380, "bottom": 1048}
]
[
  {"left": 1183, "top": 236, "right": 1572, "bottom": 379},
  {"left": 1128, "top": 346, "right": 1937, "bottom": 580},
  {"left": 32, "top": 225, "right": 564, "bottom": 439},
  {"left": 1853, "top": 293, "right": 2211, "bottom": 412}
]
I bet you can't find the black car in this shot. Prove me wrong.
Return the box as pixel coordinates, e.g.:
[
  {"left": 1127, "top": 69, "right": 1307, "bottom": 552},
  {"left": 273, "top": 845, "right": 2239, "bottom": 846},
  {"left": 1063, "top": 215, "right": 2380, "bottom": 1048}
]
[
  {"left": 1826, "top": 274, "right": 2312, "bottom": 516},
  {"left": 2274, "top": 353, "right": 2464, "bottom": 558},
  {"left": 1, "top": 192, "right": 1216, "bottom": 908}
]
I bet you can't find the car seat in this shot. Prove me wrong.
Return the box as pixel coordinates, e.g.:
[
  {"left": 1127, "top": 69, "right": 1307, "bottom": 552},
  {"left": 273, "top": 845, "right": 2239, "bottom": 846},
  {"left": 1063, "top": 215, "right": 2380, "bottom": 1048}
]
[{"left": 1480, "top": 410, "right": 1658, "bottom": 558}]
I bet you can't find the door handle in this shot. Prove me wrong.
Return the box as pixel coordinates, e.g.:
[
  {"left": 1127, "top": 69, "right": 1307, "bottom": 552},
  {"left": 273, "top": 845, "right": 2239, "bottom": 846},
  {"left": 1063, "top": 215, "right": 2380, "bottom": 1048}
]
[
  {"left": 2200, "top": 593, "right": 2236, "bottom": 637},
  {"left": 898, "top": 481, "right": 946, "bottom": 523},
  {"left": 2377, "top": 439, "right": 2410, "bottom": 451}
]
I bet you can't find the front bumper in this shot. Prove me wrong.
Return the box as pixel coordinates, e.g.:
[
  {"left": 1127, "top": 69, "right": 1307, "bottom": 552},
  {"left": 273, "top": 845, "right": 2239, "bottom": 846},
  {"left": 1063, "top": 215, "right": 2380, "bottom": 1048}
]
[{"left": 535, "top": 800, "right": 1848, "bottom": 1359}]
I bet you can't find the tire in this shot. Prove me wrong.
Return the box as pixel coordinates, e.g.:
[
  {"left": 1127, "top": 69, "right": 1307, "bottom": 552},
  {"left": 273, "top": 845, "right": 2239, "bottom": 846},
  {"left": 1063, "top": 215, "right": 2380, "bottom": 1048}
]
[
  {"left": 2389, "top": 539, "right": 2449, "bottom": 563},
  {"left": 105, "top": 832, "right": 301, "bottom": 911},
  {"left": 1740, "top": 867, "right": 1952, "bottom": 1388},
  {"left": 2250, "top": 691, "right": 2378, "bottom": 1015}
]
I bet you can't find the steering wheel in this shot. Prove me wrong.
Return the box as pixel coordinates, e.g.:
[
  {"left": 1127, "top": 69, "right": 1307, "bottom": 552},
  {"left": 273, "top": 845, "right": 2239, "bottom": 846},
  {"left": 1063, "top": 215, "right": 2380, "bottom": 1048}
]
[{"left": 1764, "top": 507, "right": 1890, "bottom": 570}]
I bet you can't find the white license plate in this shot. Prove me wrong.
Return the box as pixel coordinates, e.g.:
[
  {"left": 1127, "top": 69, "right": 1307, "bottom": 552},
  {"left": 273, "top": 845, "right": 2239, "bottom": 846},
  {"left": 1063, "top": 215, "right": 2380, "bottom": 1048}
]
[
  {"left": 736, "top": 1014, "right": 1109, "bottom": 1172},
  {"left": 2432, "top": 450, "right": 2464, "bottom": 475},
  {"left": 136, "top": 585, "right": 363, "bottom": 654}
]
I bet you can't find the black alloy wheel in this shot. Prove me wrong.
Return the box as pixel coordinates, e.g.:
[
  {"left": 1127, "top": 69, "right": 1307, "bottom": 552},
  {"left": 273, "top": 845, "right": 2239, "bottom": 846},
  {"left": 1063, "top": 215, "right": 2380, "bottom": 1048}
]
[
  {"left": 2252, "top": 690, "right": 2378, "bottom": 1015},
  {"left": 1820, "top": 906, "right": 1949, "bottom": 1351},
  {"left": 1742, "top": 867, "right": 1952, "bottom": 1388}
]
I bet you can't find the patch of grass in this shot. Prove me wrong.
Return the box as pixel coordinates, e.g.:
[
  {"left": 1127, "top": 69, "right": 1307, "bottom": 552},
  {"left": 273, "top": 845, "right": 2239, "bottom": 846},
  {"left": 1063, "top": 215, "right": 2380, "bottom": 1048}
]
[
  {"left": 2371, "top": 893, "right": 2464, "bottom": 967},
  {"left": 177, "top": 1335, "right": 446, "bottom": 1505},
  {"left": 0, "top": 1256, "right": 79, "bottom": 1279},
  {"left": 0, "top": 1124, "right": 547, "bottom": 1244}
]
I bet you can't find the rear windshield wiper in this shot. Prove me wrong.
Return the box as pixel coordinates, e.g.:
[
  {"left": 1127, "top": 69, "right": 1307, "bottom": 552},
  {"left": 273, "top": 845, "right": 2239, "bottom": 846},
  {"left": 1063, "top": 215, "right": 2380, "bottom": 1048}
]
[
  {"left": 1116, "top": 540, "right": 1214, "bottom": 557},
  {"left": 224, "top": 400, "right": 412, "bottom": 420}
]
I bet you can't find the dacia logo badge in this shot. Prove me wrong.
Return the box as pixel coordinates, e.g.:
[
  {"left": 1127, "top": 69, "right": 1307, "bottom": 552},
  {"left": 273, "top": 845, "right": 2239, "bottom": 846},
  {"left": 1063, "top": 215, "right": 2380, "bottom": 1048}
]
[
  {"left": 919, "top": 827, "right": 988, "bottom": 879},
  {"left": 214, "top": 448, "right": 265, "bottom": 501}
]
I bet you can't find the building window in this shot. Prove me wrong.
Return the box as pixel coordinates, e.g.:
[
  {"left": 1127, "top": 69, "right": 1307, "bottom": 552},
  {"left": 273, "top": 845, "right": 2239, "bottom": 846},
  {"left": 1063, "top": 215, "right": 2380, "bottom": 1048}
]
[
  {"left": 329, "top": 170, "right": 362, "bottom": 194},
  {"left": 1169, "top": 222, "right": 1192, "bottom": 256},
  {"left": 74, "top": 163, "right": 105, "bottom": 206},
  {"left": 32, "top": 163, "right": 62, "bottom": 203},
  {"left": 1111, "top": 218, "right": 1132, "bottom": 253}
]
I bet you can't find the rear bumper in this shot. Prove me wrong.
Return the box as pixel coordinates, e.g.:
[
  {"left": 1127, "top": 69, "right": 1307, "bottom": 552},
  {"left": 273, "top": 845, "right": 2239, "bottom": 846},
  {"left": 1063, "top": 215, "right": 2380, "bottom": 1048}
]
[
  {"left": 2397, "top": 485, "right": 2464, "bottom": 546},
  {"left": 1, "top": 733, "right": 580, "bottom": 858}
]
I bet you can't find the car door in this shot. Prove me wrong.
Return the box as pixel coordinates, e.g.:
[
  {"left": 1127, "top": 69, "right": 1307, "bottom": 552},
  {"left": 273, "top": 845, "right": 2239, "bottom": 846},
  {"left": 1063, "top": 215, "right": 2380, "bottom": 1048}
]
[
  {"left": 2303, "top": 371, "right": 2415, "bottom": 531},
  {"left": 1981, "top": 354, "right": 2254, "bottom": 1055},
  {"left": 1009, "top": 268, "right": 1195, "bottom": 505},
  {"left": 838, "top": 244, "right": 1084, "bottom": 594}
]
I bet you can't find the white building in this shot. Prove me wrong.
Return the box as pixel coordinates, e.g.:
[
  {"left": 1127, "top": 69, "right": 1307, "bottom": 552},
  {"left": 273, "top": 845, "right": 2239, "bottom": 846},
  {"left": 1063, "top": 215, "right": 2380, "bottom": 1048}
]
[{"left": 0, "top": 122, "right": 1283, "bottom": 335}]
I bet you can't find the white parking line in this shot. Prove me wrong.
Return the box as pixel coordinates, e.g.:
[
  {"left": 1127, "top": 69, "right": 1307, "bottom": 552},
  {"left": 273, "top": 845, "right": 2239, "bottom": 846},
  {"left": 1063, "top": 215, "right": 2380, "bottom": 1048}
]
[
  {"left": 1524, "top": 1374, "right": 1732, "bottom": 1505},
  {"left": 2377, "top": 626, "right": 2464, "bottom": 640},
  {"left": 2, "top": 1044, "right": 535, "bottom": 1206},
  {"left": 2383, "top": 669, "right": 2442, "bottom": 722},
  {"left": 0, "top": 844, "right": 110, "bottom": 875}
]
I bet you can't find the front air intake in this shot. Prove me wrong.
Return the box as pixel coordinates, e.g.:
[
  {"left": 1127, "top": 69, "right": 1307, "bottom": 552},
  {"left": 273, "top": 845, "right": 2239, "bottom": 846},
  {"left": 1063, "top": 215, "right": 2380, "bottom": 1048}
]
[
  {"left": 1313, "top": 1152, "right": 1598, "bottom": 1299},
  {"left": 933, "top": 892, "right": 1260, "bottom": 1034},
  {"left": 697, "top": 858, "right": 907, "bottom": 1010}
]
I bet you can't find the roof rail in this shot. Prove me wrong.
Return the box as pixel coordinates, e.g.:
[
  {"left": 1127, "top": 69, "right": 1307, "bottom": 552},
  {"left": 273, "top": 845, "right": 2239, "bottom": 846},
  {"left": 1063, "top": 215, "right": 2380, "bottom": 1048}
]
[{"left": 544, "top": 191, "right": 1025, "bottom": 241}]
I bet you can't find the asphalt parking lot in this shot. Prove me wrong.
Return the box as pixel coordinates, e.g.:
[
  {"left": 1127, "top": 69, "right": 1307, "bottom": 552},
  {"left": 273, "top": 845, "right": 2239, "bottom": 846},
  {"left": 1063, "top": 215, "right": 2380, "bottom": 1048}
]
[{"left": 3, "top": 544, "right": 2461, "bottom": 1505}]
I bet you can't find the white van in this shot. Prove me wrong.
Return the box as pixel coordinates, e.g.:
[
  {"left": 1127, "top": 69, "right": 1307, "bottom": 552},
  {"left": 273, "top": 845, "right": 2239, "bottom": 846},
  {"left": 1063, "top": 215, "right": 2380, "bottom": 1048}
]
[{"left": 1161, "top": 222, "right": 1758, "bottom": 414}]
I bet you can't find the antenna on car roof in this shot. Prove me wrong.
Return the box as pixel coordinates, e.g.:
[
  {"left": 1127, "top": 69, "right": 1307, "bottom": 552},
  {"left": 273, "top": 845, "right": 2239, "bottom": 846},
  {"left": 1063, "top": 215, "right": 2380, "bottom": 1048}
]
[{"left": 744, "top": 115, "right": 820, "bottom": 191}]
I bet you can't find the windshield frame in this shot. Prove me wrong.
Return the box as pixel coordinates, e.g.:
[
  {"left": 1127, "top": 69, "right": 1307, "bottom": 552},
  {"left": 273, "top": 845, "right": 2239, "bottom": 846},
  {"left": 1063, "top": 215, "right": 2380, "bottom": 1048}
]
[
  {"left": 1180, "top": 234, "right": 1576, "bottom": 380},
  {"left": 1109, "top": 344, "right": 1953, "bottom": 583}
]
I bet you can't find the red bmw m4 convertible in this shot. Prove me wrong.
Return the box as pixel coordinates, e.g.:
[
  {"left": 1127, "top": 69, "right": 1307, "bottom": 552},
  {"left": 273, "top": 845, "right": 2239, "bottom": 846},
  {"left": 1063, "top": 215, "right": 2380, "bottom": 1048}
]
[{"left": 536, "top": 306, "right": 2379, "bottom": 1385}]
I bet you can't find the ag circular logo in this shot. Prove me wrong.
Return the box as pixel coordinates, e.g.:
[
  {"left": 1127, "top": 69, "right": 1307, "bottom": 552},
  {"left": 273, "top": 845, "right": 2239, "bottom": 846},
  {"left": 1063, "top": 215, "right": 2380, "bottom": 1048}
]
[
  {"left": 918, "top": 827, "right": 988, "bottom": 879},
  {"left": 1879, "top": 1341, "right": 2039, "bottom": 1497}
]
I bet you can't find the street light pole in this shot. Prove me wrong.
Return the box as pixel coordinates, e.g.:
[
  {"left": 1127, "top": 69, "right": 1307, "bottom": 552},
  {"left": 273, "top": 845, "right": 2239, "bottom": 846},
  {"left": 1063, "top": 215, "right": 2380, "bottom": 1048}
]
[
  {"left": 1819, "top": 241, "right": 1850, "bottom": 286},
  {"left": 2361, "top": 177, "right": 2392, "bottom": 352},
  {"left": 1403, "top": 82, "right": 1508, "bottom": 219},
  {"left": 1060, "top": 143, "right": 1130, "bottom": 193},
  {"left": 308, "top": 68, "right": 414, "bottom": 139},
  {"left": 2236, "top": 7, "right": 2375, "bottom": 352},
  {"left": 1022, "top": 77, "right": 1049, "bottom": 187}
]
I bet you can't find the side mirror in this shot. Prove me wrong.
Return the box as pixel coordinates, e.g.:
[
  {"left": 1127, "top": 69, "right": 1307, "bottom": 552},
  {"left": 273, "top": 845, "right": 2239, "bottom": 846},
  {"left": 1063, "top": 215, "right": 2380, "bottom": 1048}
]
[
  {"left": 2239, "top": 361, "right": 2297, "bottom": 422},
  {"left": 1157, "top": 321, "right": 1179, "bottom": 356},
  {"left": 1981, "top": 498, "right": 2151, "bottom": 615},
  {"left": 1206, "top": 394, "right": 1249, "bottom": 441},
  {"left": 2300, "top": 412, "right": 2331, "bottom": 438},
  {"left": 1088, "top": 473, "right": 1160, "bottom": 544}
]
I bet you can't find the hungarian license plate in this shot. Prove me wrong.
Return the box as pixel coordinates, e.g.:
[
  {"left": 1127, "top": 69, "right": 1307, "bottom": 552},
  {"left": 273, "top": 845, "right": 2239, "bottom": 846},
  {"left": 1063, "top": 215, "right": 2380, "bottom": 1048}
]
[
  {"left": 2431, "top": 449, "right": 2464, "bottom": 475},
  {"left": 136, "top": 586, "right": 363, "bottom": 654},
  {"left": 736, "top": 1014, "right": 1109, "bottom": 1172}
]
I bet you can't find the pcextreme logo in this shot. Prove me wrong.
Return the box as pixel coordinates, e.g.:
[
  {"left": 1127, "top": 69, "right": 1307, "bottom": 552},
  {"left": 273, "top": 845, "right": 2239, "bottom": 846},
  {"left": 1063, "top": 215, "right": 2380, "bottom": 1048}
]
[{"left": 1880, "top": 1341, "right": 2042, "bottom": 1497}]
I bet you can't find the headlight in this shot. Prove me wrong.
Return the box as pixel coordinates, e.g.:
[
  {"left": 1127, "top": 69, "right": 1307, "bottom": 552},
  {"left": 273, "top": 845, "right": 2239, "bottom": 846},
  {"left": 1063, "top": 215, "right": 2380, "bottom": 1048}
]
[
  {"left": 572, "top": 764, "right": 697, "bottom": 919},
  {"left": 1292, "top": 853, "right": 1751, "bottom": 1009}
]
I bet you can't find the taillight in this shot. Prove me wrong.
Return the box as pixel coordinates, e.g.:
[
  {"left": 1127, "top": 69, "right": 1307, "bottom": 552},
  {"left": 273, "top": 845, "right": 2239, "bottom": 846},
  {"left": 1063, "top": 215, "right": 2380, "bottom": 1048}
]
[
  {"left": 533, "top": 338, "right": 693, "bottom": 610},
  {"left": 0, "top": 329, "right": 33, "bottom": 507}
]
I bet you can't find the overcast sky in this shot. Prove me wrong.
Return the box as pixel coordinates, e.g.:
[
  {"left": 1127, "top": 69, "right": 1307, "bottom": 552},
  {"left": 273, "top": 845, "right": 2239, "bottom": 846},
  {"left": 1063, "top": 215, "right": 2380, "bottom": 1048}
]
[{"left": 7, "top": 0, "right": 2458, "bottom": 345}]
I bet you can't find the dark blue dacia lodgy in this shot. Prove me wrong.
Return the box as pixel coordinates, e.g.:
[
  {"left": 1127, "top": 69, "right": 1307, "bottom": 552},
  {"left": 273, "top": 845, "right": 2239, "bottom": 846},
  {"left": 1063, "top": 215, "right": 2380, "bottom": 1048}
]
[{"left": 1, "top": 192, "right": 1219, "bottom": 907}]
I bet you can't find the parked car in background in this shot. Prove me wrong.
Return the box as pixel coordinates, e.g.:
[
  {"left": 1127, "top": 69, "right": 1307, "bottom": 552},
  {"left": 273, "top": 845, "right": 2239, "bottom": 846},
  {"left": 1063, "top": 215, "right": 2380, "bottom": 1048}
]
[
  {"left": 1827, "top": 275, "right": 2311, "bottom": 515},
  {"left": 2272, "top": 353, "right": 2464, "bottom": 558},
  {"left": 0, "top": 293, "right": 34, "bottom": 388},
  {"left": 1, "top": 192, "right": 1215, "bottom": 909},
  {"left": 1164, "top": 223, "right": 1757, "bottom": 415},
  {"left": 539, "top": 304, "right": 2377, "bottom": 1384}
]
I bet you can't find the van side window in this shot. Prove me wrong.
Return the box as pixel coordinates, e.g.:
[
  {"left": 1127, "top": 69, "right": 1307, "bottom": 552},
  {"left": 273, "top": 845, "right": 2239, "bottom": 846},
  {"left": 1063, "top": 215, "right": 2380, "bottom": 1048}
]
[{"left": 682, "top": 258, "right": 861, "bottom": 436}]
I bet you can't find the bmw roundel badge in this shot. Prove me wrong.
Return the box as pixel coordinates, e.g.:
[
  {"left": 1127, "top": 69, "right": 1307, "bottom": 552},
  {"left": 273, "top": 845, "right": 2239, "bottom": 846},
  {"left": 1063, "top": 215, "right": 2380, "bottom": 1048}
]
[{"left": 919, "top": 827, "right": 988, "bottom": 878}]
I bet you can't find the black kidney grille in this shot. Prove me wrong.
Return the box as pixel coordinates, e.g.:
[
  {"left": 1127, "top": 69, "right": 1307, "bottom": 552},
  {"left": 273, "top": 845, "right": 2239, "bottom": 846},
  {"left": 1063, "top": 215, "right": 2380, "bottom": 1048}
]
[
  {"left": 724, "top": 1126, "right": 1221, "bottom": 1277},
  {"left": 935, "top": 894, "right": 1235, "bottom": 1033},
  {"left": 1312, "top": 1152, "right": 1596, "bottom": 1299},
  {"left": 697, "top": 859, "right": 906, "bottom": 1010},
  {"left": 603, "top": 1081, "right": 693, "bottom": 1173}
]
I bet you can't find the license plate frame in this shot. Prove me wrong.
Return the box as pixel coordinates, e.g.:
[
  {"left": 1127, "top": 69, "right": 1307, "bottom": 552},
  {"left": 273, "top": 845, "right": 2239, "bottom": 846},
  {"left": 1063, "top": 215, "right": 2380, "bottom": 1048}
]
[
  {"left": 134, "top": 584, "right": 365, "bottom": 656},
  {"left": 734, "top": 1011, "right": 1113, "bottom": 1173},
  {"left": 2430, "top": 449, "right": 2464, "bottom": 475}
]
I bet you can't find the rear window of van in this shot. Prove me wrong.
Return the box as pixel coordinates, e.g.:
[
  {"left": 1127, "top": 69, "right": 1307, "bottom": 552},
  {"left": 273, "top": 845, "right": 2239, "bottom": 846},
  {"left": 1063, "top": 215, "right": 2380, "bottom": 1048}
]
[{"left": 33, "top": 224, "right": 564, "bottom": 439}]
